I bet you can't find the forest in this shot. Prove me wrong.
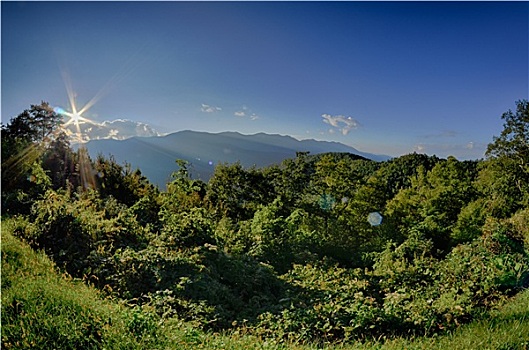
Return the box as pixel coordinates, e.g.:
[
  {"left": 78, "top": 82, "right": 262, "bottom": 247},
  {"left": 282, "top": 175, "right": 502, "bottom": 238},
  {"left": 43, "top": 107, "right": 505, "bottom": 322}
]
[{"left": 1, "top": 100, "right": 528, "bottom": 349}]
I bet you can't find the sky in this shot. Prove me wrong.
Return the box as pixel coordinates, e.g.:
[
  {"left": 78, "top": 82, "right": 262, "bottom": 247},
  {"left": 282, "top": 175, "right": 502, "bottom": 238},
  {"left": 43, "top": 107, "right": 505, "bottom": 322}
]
[{"left": 2, "top": 1, "right": 528, "bottom": 159}]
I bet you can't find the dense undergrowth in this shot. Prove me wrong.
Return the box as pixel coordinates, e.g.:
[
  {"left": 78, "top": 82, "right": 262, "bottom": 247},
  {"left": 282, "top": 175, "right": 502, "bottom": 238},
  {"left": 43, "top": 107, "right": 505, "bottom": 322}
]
[
  {"left": 2, "top": 100, "right": 529, "bottom": 348},
  {"left": 2, "top": 218, "right": 529, "bottom": 349}
]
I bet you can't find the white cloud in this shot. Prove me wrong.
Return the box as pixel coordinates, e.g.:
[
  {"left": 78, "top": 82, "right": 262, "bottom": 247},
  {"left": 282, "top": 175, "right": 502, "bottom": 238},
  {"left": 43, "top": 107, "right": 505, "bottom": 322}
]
[
  {"left": 414, "top": 144, "right": 426, "bottom": 153},
  {"left": 201, "top": 104, "right": 222, "bottom": 113},
  {"left": 234, "top": 106, "right": 259, "bottom": 121},
  {"left": 62, "top": 118, "right": 161, "bottom": 143},
  {"left": 321, "top": 114, "right": 360, "bottom": 135},
  {"left": 410, "top": 142, "right": 486, "bottom": 160}
]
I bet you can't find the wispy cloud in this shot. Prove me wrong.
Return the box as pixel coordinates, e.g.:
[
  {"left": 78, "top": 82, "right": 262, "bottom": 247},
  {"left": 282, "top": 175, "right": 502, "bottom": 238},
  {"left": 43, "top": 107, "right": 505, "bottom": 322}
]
[
  {"left": 414, "top": 144, "right": 426, "bottom": 153},
  {"left": 321, "top": 114, "right": 360, "bottom": 135},
  {"left": 201, "top": 104, "right": 222, "bottom": 113},
  {"left": 234, "top": 105, "right": 259, "bottom": 121},
  {"left": 411, "top": 141, "right": 486, "bottom": 159},
  {"left": 423, "top": 130, "right": 459, "bottom": 139}
]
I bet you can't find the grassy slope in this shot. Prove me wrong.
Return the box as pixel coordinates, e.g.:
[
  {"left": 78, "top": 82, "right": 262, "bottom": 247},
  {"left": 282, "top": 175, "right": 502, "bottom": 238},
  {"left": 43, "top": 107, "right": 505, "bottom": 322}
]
[
  {"left": 2, "top": 218, "right": 528, "bottom": 349},
  {"left": 1, "top": 219, "right": 161, "bottom": 349},
  {"left": 351, "top": 290, "right": 529, "bottom": 350}
]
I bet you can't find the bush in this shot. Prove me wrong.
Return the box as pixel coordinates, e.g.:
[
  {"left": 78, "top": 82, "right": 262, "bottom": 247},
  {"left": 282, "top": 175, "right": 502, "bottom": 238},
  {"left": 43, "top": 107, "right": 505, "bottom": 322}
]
[{"left": 17, "top": 189, "right": 148, "bottom": 278}]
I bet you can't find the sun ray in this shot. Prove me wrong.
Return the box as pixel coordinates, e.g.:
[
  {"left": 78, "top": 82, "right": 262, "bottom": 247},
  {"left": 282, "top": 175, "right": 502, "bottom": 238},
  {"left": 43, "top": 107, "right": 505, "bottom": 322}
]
[
  {"left": 55, "top": 73, "right": 102, "bottom": 189},
  {"left": 61, "top": 69, "right": 78, "bottom": 115},
  {"left": 55, "top": 49, "right": 150, "bottom": 189}
]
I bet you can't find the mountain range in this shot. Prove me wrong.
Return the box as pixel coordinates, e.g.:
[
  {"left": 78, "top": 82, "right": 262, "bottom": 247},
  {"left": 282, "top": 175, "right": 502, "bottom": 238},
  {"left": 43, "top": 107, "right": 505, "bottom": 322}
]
[{"left": 82, "top": 128, "right": 390, "bottom": 188}]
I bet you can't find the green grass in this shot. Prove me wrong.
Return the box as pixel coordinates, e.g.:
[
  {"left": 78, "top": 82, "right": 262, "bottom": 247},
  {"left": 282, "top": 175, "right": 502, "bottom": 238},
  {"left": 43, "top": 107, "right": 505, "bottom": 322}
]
[
  {"left": 2, "top": 217, "right": 528, "bottom": 349},
  {"left": 1, "top": 218, "right": 160, "bottom": 349},
  {"left": 350, "top": 289, "right": 529, "bottom": 350}
]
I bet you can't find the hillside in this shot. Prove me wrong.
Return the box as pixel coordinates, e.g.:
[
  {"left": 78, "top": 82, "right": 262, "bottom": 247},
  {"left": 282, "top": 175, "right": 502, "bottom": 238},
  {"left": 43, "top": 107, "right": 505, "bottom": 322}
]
[
  {"left": 2, "top": 100, "right": 529, "bottom": 349},
  {"left": 2, "top": 219, "right": 528, "bottom": 349},
  {"left": 82, "top": 130, "right": 389, "bottom": 187}
]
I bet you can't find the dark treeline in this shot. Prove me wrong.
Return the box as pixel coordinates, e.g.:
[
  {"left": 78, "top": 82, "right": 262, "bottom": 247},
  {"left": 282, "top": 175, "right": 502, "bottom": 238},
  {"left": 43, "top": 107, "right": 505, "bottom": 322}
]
[{"left": 2, "top": 100, "right": 529, "bottom": 344}]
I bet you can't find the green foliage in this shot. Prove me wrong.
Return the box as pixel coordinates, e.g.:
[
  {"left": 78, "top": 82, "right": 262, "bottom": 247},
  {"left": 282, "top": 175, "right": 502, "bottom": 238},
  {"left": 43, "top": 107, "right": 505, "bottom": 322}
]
[
  {"left": 487, "top": 100, "right": 529, "bottom": 162},
  {"left": 1, "top": 102, "right": 62, "bottom": 215},
  {"left": 41, "top": 131, "right": 81, "bottom": 190},
  {"left": 207, "top": 162, "right": 273, "bottom": 220},
  {"left": 17, "top": 189, "right": 148, "bottom": 277},
  {"left": 451, "top": 198, "right": 488, "bottom": 244},
  {"left": 255, "top": 262, "right": 383, "bottom": 344},
  {"left": 386, "top": 157, "right": 479, "bottom": 253},
  {"left": 482, "top": 100, "right": 529, "bottom": 216},
  {"left": 159, "top": 207, "right": 215, "bottom": 247},
  {"left": 370, "top": 153, "right": 441, "bottom": 200},
  {"left": 4, "top": 102, "right": 529, "bottom": 347},
  {"left": 1, "top": 219, "right": 163, "bottom": 349},
  {"left": 94, "top": 154, "right": 158, "bottom": 208}
]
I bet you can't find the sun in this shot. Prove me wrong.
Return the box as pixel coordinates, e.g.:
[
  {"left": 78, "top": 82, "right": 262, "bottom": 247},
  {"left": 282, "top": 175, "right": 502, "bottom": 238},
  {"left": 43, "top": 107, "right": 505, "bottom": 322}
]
[
  {"left": 54, "top": 74, "right": 101, "bottom": 144},
  {"left": 54, "top": 103, "right": 96, "bottom": 144},
  {"left": 53, "top": 72, "right": 104, "bottom": 189},
  {"left": 54, "top": 69, "right": 106, "bottom": 143},
  {"left": 61, "top": 110, "right": 92, "bottom": 128},
  {"left": 59, "top": 109, "right": 91, "bottom": 128}
]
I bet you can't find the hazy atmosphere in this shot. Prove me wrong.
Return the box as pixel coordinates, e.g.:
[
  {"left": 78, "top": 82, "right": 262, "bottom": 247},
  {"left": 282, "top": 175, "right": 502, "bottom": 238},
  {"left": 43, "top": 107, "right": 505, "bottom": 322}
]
[{"left": 2, "top": 1, "right": 527, "bottom": 159}]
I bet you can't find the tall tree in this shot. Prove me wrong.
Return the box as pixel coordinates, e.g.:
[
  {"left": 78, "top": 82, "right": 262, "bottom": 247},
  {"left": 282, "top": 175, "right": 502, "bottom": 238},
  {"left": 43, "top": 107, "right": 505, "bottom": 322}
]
[
  {"left": 486, "top": 100, "right": 529, "bottom": 165},
  {"left": 480, "top": 100, "right": 529, "bottom": 216},
  {"left": 1, "top": 102, "right": 62, "bottom": 214}
]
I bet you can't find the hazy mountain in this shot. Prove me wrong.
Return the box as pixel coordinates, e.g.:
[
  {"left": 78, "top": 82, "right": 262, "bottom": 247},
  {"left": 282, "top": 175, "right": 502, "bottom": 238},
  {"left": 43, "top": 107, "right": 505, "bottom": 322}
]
[
  {"left": 83, "top": 130, "right": 390, "bottom": 187},
  {"left": 64, "top": 119, "right": 161, "bottom": 142}
]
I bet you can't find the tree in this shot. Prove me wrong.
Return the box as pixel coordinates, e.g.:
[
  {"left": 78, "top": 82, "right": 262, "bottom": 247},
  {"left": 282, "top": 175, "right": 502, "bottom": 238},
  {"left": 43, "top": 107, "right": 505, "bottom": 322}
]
[
  {"left": 479, "top": 100, "right": 529, "bottom": 216},
  {"left": 265, "top": 152, "right": 314, "bottom": 210},
  {"left": 94, "top": 154, "right": 157, "bottom": 208},
  {"left": 1, "top": 101, "right": 61, "bottom": 145},
  {"left": 207, "top": 162, "right": 271, "bottom": 220},
  {"left": 1, "top": 102, "right": 62, "bottom": 214},
  {"left": 160, "top": 159, "right": 206, "bottom": 216},
  {"left": 385, "top": 157, "right": 479, "bottom": 254},
  {"left": 486, "top": 100, "right": 529, "bottom": 165}
]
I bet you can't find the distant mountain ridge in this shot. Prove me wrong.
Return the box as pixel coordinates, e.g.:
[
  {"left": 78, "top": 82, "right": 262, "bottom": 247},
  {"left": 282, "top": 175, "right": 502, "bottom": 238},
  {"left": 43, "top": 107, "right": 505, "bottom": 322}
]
[{"left": 83, "top": 130, "right": 390, "bottom": 187}]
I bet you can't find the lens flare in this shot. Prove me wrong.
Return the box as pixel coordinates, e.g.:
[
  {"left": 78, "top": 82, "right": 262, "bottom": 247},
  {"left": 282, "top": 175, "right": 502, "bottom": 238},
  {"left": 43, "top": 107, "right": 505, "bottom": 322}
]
[
  {"left": 54, "top": 48, "right": 149, "bottom": 189},
  {"left": 53, "top": 107, "right": 65, "bottom": 115},
  {"left": 55, "top": 72, "right": 104, "bottom": 189},
  {"left": 367, "top": 212, "right": 383, "bottom": 226}
]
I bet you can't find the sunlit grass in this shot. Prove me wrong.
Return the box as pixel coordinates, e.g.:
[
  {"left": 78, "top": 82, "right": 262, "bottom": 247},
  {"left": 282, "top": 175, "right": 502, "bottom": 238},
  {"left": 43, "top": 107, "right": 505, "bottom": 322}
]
[{"left": 1, "top": 219, "right": 157, "bottom": 349}]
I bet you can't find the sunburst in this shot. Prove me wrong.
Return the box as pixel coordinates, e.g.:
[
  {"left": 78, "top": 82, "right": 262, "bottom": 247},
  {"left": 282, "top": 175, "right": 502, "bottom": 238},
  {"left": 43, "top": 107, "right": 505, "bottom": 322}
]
[
  {"left": 54, "top": 71, "right": 102, "bottom": 189},
  {"left": 53, "top": 52, "right": 145, "bottom": 188},
  {"left": 54, "top": 71, "right": 101, "bottom": 143}
]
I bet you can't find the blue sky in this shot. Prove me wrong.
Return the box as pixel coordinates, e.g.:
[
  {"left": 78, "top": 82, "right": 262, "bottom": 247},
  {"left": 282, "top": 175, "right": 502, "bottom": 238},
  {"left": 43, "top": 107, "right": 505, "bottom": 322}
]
[{"left": 2, "top": 1, "right": 528, "bottom": 159}]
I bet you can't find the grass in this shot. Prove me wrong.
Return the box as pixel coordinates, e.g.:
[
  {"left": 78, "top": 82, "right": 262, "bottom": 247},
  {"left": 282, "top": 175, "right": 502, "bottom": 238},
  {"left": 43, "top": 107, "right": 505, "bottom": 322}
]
[
  {"left": 353, "top": 289, "right": 529, "bottom": 350},
  {"left": 2, "top": 217, "right": 528, "bottom": 349},
  {"left": 1, "top": 218, "right": 160, "bottom": 349}
]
